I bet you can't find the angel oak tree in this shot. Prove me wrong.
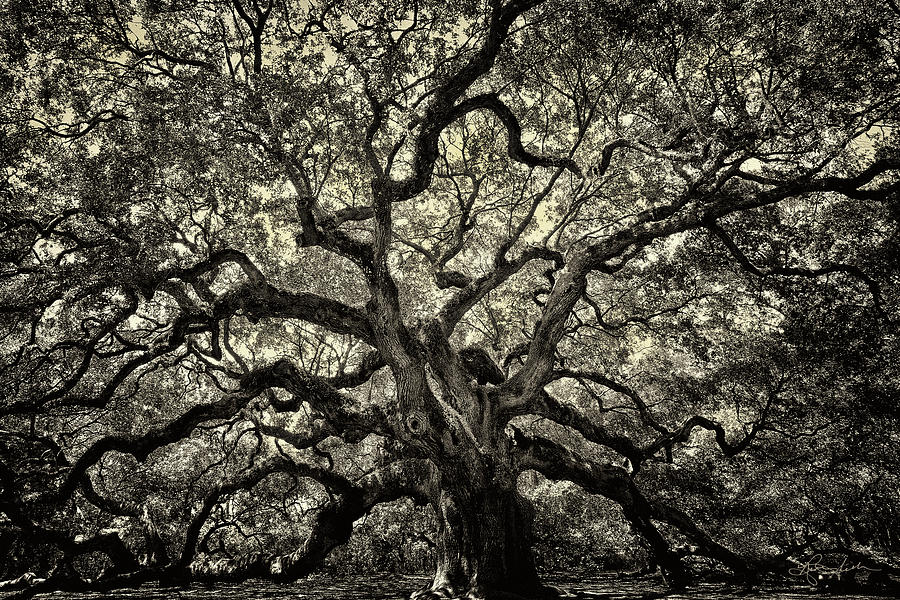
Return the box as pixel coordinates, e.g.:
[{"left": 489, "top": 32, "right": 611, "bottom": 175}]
[{"left": 2, "top": 0, "right": 899, "bottom": 598}]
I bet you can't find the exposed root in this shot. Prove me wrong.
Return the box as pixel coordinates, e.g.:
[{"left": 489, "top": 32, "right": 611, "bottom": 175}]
[
  {"left": 411, "top": 581, "right": 566, "bottom": 600},
  {"left": 0, "top": 572, "right": 45, "bottom": 592}
]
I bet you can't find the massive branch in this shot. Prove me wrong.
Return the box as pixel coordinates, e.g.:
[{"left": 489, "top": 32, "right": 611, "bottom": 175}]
[
  {"left": 496, "top": 157, "right": 900, "bottom": 408},
  {"left": 53, "top": 358, "right": 382, "bottom": 502},
  {"left": 186, "top": 459, "right": 436, "bottom": 582},
  {"left": 513, "top": 430, "right": 689, "bottom": 587}
]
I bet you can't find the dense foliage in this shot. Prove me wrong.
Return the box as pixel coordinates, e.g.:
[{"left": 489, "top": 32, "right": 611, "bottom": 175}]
[{"left": 1, "top": 0, "right": 899, "bottom": 598}]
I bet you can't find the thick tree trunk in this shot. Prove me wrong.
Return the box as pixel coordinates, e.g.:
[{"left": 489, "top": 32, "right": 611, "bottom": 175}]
[{"left": 413, "top": 486, "right": 556, "bottom": 600}]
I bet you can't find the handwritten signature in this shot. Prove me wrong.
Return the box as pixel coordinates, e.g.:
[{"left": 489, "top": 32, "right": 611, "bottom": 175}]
[{"left": 788, "top": 554, "right": 879, "bottom": 586}]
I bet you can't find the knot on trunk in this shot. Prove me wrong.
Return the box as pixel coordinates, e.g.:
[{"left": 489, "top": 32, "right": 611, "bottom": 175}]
[{"left": 405, "top": 410, "right": 429, "bottom": 436}]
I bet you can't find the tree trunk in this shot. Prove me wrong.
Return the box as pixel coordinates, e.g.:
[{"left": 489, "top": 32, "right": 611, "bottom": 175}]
[{"left": 413, "top": 486, "right": 557, "bottom": 600}]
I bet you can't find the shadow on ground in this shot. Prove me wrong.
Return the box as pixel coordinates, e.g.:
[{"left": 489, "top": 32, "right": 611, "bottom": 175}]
[{"left": 3, "top": 573, "right": 894, "bottom": 599}]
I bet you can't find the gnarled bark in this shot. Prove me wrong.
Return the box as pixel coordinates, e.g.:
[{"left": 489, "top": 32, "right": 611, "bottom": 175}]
[
  {"left": 413, "top": 486, "right": 552, "bottom": 600},
  {"left": 4, "top": 0, "right": 898, "bottom": 597}
]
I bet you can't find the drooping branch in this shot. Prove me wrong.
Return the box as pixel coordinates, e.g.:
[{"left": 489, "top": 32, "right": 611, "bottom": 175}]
[
  {"left": 187, "top": 459, "right": 436, "bottom": 582},
  {"left": 707, "top": 220, "right": 886, "bottom": 317},
  {"left": 4, "top": 244, "right": 375, "bottom": 418},
  {"left": 54, "top": 357, "right": 375, "bottom": 503},
  {"left": 177, "top": 455, "right": 356, "bottom": 569},
  {"left": 53, "top": 364, "right": 278, "bottom": 501},
  {"left": 548, "top": 370, "right": 775, "bottom": 465},
  {"left": 648, "top": 501, "right": 753, "bottom": 576},
  {"left": 1, "top": 429, "right": 168, "bottom": 565},
  {"left": 579, "top": 156, "right": 900, "bottom": 276},
  {"left": 514, "top": 427, "right": 779, "bottom": 579},
  {"left": 29, "top": 111, "right": 130, "bottom": 140},
  {"left": 0, "top": 481, "right": 141, "bottom": 578},
  {"left": 736, "top": 157, "right": 900, "bottom": 201},
  {"left": 580, "top": 289, "right": 711, "bottom": 334},
  {"left": 161, "top": 248, "right": 373, "bottom": 341},
  {"left": 169, "top": 248, "right": 268, "bottom": 289},
  {"left": 513, "top": 430, "right": 689, "bottom": 587},
  {"left": 5, "top": 459, "right": 436, "bottom": 597},
  {"left": 1, "top": 291, "right": 144, "bottom": 416},
  {"left": 51, "top": 315, "right": 201, "bottom": 412}
]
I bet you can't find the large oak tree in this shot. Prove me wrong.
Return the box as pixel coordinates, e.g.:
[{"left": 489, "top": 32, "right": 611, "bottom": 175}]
[{"left": 2, "top": 0, "right": 899, "bottom": 598}]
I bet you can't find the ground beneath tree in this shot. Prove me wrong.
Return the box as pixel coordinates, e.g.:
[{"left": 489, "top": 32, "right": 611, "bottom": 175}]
[{"left": 1, "top": 573, "right": 892, "bottom": 599}]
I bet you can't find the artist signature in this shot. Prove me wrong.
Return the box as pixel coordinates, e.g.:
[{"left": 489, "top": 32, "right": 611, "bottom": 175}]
[{"left": 789, "top": 554, "right": 879, "bottom": 586}]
